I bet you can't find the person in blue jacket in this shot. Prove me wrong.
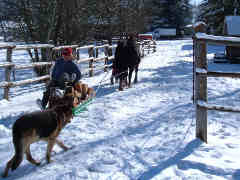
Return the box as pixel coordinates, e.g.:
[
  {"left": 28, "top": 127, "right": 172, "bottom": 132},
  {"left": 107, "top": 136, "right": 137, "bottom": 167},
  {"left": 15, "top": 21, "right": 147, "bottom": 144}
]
[{"left": 39, "top": 47, "right": 81, "bottom": 109}]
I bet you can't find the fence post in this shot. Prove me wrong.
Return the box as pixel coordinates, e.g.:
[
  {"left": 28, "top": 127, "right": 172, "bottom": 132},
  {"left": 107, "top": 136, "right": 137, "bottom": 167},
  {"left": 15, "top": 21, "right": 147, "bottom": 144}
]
[
  {"left": 95, "top": 47, "right": 99, "bottom": 58},
  {"left": 140, "top": 43, "right": 144, "bottom": 57},
  {"left": 104, "top": 45, "right": 109, "bottom": 72},
  {"left": 72, "top": 47, "right": 78, "bottom": 61},
  {"left": 88, "top": 47, "right": 94, "bottom": 77},
  {"left": 136, "top": 43, "right": 140, "bottom": 56},
  {"left": 148, "top": 42, "right": 150, "bottom": 54},
  {"left": 46, "top": 47, "right": 53, "bottom": 76},
  {"left": 4, "top": 47, "right": 13, "bottom": 100},
  {"left": 76, "top": 48, "right": 80, "bottom": 60},
  {"left": 153, "top": 41, "right": 156, "bottom": 52},
  {"left": 192, "top": 37, "right": 196, "bottom": 103},
  {"left": 34, "top": 48, "right": 39, "bottom": 61},
  {"left": 195, "top": 40, "right": 208, "bottom": 143}
]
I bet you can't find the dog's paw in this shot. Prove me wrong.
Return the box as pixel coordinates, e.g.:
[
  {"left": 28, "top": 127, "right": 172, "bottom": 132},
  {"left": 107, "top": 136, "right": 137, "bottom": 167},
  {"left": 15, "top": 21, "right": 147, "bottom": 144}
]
[
  {"left": 46, "top": 155, "right": 53, "bottom": 164},
  {"left": 52, "top": 150, "right": 57, "bottom": 155},
  {"left": 2, "top": 172, "right": 8, "bottom": 178}
]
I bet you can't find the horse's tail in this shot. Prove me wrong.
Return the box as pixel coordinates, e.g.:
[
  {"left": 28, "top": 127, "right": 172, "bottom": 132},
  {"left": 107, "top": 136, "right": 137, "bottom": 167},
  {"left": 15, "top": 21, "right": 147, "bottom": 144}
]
[{"left": 11, "top": 125, "right": 24, "bottom": 170}]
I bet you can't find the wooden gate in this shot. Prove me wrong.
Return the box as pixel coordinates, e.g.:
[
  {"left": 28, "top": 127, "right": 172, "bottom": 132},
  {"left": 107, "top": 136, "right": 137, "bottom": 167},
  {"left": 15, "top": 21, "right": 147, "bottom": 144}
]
[{"left": 193, "top": 33, "right": 240, "bottom": 143}]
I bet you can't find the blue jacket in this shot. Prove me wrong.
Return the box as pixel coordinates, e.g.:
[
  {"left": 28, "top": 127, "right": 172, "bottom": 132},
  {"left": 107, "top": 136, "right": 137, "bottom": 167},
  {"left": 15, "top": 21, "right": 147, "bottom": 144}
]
[{"left": 51, "top": 58, "right": 81, "bottom": 84}]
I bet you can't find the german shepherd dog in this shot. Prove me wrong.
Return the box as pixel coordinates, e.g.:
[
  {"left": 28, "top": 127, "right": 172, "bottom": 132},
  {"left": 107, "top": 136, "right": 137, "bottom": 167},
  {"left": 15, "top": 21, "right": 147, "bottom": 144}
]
[
  {"left": 74, "top": 81, "right": 96, "bottom": 102},
  {"left": 2, "top": 88, "right": 78, "bottom": 178}
]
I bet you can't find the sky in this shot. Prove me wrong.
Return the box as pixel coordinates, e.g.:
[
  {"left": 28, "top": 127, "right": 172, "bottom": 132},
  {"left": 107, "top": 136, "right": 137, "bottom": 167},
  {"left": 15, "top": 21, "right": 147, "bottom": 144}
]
[
  {"left": 1, "top": 38, "right": 240, "bottom": 179},
  {"left": 191, "top": 0, "right": 203, "bottom": 5}
]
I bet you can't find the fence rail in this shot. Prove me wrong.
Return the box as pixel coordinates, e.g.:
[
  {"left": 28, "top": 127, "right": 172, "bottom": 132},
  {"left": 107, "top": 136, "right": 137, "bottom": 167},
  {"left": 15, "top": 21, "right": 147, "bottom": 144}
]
[
  {"left": 0, "top": 40, "right": 155, "bottom": 100},
  {"left": 193, "top": 32, "right": 240, "bottom": 143}
]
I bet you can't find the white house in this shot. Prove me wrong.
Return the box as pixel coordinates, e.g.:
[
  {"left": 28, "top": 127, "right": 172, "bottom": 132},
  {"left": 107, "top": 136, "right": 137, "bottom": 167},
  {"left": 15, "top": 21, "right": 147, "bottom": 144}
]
[
  {"left": 223, "top": 16, "right": 240, "bottom": 60},
  {"left": 224, "top": 16, "right": 240, "bottom": 36},
  {"left": 153, "top": 28, "right": 176, "bottom": 39}
]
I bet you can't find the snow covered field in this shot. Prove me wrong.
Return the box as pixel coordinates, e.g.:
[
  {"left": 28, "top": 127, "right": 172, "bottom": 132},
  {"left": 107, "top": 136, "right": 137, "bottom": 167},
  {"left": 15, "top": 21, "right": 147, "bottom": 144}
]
[{"left": 1, "top": 39, "right": 240, "bottom": 179}]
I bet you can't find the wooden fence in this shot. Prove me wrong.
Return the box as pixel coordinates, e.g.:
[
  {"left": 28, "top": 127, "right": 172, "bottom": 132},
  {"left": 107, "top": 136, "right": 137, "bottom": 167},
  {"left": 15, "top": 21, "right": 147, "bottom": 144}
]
[
  {"left": 193, "top": 33, "right": 240, "bottom": 143},
  {"left": 0, "top": 40, "right": 155, "bottom": 100},
  {"left": 139, "top": 40, "right": 156, "bottom": 55}
]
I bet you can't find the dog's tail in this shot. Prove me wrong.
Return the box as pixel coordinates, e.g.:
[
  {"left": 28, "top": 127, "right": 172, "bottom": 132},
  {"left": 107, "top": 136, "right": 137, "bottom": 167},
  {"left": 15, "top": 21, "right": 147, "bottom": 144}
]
[{"left": 11, "top": 127, "right": 24, "bottom": 171}]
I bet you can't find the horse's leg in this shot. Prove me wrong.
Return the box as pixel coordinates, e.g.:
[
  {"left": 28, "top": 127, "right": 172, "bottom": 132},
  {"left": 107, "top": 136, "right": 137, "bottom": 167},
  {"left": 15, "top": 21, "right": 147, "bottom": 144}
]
[
  {"left": 124, "top": 76, "right": 128, "bottom": 87},
  {"left": 115, "top": 74, "right": 119, "bottom": 83},
  {"left": 119, "top": 76, "right": 123, "bottom": 91},
  {"left": 128, "top": 68, "right": 133, "bottom": 88},
  {"left": 111, "top": 68, "right": 115, "bottom": 85},
  {"left": 134, "top": 65, "right": 139, "bottom": 84}
]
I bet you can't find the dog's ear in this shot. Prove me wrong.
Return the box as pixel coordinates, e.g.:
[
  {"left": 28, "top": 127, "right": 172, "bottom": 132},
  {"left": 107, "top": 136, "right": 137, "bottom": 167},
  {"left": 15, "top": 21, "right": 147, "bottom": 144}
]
[
  {"left": 74, "top": 82, "right": 82, "bottom": 92},
  {"left": 64, "top": 86, "right": 74, "bottom": 96}
]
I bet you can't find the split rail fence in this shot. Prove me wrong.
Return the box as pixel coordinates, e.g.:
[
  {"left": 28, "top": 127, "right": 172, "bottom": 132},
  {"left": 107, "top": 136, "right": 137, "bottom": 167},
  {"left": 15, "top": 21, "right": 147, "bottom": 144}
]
[
  {"left": 0, "top": 40, "right": 155, "bottom": 100},
  {"left": 193, "top": 33, "right": 240, "bottom": 143}
]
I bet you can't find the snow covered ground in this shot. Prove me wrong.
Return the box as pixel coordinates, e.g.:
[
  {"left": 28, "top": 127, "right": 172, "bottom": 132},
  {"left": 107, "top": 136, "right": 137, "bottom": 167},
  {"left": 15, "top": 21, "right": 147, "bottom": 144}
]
[{"left": 1, "top": 39, "right": 240, "bottom": 180}]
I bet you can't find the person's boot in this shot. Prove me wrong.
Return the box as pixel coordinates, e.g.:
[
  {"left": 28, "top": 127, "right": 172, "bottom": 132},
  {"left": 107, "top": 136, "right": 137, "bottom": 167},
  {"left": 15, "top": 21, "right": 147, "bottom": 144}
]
[
  {"left": 111, "top": 76, "right": 114, "bottom": 85},
  {"left": 119, "top": 78, "right": 123, "bottom": 91},
  {"left": 41, "top": 91, "right": 49, "bottom": 109}
]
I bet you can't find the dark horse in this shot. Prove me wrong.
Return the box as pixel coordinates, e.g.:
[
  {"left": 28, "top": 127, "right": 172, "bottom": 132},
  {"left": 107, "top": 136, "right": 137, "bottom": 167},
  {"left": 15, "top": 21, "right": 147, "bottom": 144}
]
[{"left": 113, "top": 36, "right": 141, "bottom": 91}]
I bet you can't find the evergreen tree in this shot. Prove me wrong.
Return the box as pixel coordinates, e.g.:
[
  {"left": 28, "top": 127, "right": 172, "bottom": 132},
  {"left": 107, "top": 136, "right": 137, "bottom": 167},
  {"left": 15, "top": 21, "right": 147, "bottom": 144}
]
[
  {"left": 197, "top": 0, "right": 240, "bottom": 35},
  {"left": 147, "top": 0, "right": 192, "bottom": 34}
]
